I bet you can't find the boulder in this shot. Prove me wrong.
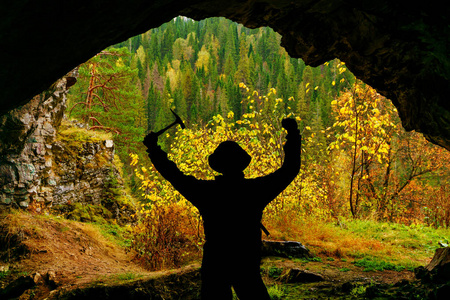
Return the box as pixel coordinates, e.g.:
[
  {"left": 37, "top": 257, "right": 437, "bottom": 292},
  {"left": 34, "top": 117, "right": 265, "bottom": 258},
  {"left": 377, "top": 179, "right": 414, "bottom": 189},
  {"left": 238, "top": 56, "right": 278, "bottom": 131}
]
[
  {"left": 261, "top": 240, "right": 311, "bottom": 258},
  {"left": 280, "top": 268, "right": 325, "bottom": 283}
]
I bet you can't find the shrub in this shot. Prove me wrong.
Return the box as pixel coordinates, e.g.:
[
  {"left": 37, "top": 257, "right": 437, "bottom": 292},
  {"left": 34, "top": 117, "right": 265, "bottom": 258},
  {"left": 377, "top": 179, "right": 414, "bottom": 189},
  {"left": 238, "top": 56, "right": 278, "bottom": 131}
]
[{"left": 130, "top": 200, "right": 203, "bottom": 270}]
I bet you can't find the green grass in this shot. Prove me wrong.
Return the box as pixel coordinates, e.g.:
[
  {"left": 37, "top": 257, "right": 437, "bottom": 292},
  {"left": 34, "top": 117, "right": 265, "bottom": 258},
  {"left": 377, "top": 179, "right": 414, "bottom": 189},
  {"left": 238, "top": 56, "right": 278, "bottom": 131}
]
[
  {"left": 0, "top": 269, "right": 11, "bottom": 279},
  {"left": 350, "top": 284, "right": 368, "bottom": 297},
  {"left": 331, "top": 218, "right": 450, "bottom": 267},
  {"left": 261, "top": 266, "right": 284, "bottom": 279},
  {"left": 58, "top": 120, "right": 112, "bottom": 143},
  {"left": 345, "top": 219, "right": 450, "bottom": 255},
  {"left": 292, "top": 256, "right": 322, "bottom": 264},
  {"left": 352, "top": 257, "right": 412, "bottom": 272},
  {"left": 115, "top": 272, "right": 139, "bottom": 281},
  {"left": 96, "top": 223, "right": 132, "bottom": 248},
  {"left": 269, "top": 216, "right": 450, "bottom": 270},
  {"left": 232, "top": 284, "right": 285, "bottom": 300},
  {"left": 267, "top": 284, "right": 286, "bottom": 299}
]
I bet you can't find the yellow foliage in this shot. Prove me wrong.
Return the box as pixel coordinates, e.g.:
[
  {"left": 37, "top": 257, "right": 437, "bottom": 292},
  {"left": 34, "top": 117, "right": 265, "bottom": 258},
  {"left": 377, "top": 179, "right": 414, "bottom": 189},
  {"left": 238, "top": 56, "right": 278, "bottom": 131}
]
[{"left": 130, "top": 83, "right": 342, "bottom": 270}]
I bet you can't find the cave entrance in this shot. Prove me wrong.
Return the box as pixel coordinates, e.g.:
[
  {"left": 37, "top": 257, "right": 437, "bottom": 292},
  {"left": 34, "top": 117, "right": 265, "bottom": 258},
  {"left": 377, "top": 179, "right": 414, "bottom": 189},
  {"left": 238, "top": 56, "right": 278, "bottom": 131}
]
[{"left": 0, "top": 14, "right": 449, "bottom": 299}]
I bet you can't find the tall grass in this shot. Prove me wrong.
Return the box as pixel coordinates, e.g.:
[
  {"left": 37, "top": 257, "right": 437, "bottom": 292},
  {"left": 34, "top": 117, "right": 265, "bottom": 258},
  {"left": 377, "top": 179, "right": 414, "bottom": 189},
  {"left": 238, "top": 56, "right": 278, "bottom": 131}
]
[{"left": 265, "top": 215, "right": 450, "bottom": 267}]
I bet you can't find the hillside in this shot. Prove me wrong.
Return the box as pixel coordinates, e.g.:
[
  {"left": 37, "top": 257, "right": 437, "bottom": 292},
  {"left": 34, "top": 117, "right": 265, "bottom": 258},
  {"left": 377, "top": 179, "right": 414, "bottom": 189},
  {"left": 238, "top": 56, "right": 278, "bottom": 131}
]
[{"left": 0, "top": 210, "right": 202, "bottom": 299}]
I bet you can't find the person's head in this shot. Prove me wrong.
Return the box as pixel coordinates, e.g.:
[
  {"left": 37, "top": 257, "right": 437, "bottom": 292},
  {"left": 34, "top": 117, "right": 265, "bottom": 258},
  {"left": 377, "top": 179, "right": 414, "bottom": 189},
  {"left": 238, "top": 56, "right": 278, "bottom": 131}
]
[{"left": 208, "top": 141, "right": 251, "bottom": 175}]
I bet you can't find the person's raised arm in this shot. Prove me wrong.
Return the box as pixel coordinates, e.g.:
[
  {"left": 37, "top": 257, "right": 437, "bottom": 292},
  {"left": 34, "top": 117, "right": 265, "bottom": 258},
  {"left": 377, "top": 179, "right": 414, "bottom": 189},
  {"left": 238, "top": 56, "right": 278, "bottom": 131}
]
[
  {"left": 143, "top": 132, "right": 192, "bottom": 190},
  {"left": 255, "top": 118, "right": 301, "bottom": 206},
  {"left": 280, "top": 118, "right": 301, "bottom": 177}
]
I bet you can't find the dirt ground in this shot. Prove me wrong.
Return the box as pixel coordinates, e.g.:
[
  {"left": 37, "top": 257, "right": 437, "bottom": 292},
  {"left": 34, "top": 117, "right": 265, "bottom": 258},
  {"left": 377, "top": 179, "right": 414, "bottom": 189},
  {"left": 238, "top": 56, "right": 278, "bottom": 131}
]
[
  {"left": 0, "top": 211, "right": 417, "bottom": 299},
  {"left": 0, "top": 211, "right": 154, "bottom": 298}
]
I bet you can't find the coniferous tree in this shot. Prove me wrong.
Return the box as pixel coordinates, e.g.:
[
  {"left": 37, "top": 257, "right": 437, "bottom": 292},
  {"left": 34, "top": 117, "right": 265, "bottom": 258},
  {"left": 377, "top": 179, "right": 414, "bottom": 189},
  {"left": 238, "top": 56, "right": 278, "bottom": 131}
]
[{"left": 147, "top": 83, "right": 160, "bottom": 132}]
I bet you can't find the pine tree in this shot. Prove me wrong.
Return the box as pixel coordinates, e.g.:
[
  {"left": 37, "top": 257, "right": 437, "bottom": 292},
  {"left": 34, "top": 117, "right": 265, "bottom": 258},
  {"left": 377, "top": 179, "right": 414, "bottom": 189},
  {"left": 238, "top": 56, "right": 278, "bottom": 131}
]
[
  {"left": 104, "top": 16, "right": 358, "bottom": 141},
  {"left": 146, "top": 83, "right": 160, "bottom": 132},
  {"left": 235, "top": 33, "right": 251, "bottom": 86}
]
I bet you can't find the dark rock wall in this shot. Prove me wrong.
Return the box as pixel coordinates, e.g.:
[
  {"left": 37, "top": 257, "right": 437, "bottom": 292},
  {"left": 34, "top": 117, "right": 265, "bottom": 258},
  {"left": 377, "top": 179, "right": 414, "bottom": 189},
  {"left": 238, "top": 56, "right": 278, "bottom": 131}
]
[{"left": 0, "top": 1, "right": 449, "bottom": 149}]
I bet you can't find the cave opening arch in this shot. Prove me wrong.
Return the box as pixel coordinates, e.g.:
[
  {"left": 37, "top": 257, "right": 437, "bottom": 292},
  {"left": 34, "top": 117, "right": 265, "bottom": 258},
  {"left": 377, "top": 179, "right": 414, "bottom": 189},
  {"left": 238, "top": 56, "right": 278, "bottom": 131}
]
[{"left": 0, "top": 1, "right": 449, "bottom": 149}]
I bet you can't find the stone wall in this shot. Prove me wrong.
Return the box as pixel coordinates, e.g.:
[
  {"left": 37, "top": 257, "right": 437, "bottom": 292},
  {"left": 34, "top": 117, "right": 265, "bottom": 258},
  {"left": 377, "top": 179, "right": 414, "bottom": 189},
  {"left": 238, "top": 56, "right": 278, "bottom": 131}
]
[{"left": 0, "top": 74, "right": 130, "bottom": 219}]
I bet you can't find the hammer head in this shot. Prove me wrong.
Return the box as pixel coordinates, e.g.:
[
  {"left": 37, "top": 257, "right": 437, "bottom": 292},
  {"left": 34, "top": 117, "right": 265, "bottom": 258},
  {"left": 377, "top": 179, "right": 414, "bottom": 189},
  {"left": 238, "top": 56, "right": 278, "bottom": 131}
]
[{"left": 170, "top": 109, "right": 186, "bottom": 129}]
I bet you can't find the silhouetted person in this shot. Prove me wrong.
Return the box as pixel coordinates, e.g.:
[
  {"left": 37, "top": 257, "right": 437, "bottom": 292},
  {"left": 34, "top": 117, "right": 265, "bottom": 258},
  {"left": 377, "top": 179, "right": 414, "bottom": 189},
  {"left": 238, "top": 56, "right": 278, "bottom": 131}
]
[{"left": 143, "top": 118, "right": 301, "bottom": 300}]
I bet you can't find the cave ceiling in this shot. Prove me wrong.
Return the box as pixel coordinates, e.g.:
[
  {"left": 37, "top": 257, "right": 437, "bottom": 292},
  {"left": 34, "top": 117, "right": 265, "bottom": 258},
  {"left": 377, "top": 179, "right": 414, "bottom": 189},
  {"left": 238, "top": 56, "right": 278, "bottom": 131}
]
[{"left": 0, "top": 1, "right": 449, "bottom": 149}]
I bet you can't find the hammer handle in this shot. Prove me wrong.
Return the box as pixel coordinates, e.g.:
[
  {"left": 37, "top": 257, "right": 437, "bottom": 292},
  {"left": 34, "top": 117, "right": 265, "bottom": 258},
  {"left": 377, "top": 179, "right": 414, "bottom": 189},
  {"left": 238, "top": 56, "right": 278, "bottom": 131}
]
[
  {"left": 155, "top": 120, "right": 178, "bottom": 136},
  {"left": 261, "top": 223, "right": 270, "bottom": 236}
]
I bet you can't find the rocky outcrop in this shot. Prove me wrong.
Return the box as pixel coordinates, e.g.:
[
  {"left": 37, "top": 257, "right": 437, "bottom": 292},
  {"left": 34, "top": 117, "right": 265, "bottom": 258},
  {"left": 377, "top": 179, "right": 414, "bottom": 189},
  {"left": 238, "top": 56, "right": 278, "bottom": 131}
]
[
  {"left": 1, "top": 1, "right": 450, "bottom": 151},
  {"left": 0, "top": 74, "right": 132, "bottom": 221},
  {"left": 0, "top": 76, "right": 71, "bottom": 208},
  {"left": 46, "top": 127, "right": 120, "bottom": 208}
]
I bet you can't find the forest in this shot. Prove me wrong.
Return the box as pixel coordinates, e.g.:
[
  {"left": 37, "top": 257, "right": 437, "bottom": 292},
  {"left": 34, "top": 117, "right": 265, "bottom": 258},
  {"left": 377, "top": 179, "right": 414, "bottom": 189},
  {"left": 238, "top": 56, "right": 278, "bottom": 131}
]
[{"left": 66, "top": 16, "right": 450, "bottom": 273}]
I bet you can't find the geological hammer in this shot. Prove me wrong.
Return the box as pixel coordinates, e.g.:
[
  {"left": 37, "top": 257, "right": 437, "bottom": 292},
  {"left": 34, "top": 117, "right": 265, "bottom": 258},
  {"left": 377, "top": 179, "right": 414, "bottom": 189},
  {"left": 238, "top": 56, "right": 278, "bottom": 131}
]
[{"left": 154, "top": 109, "right": 186, "bottom": 136}]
